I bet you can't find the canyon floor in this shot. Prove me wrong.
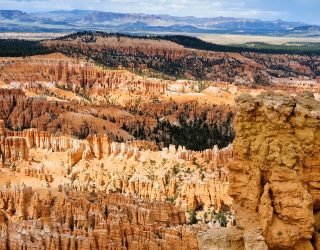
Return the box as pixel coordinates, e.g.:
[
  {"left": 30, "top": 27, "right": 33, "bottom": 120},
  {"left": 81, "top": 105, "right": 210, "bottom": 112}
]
[
  {"left": 0, "top": 32, "right": 319, "bottom": 249},
  {"left": 198, "top": 34, "right": 320, "bottom": 45}
]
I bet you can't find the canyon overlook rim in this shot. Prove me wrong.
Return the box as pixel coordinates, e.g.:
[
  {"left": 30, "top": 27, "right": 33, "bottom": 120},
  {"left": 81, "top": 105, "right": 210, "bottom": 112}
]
[{"left": 228, "top": 91, "right": 320, "bottom": 249}]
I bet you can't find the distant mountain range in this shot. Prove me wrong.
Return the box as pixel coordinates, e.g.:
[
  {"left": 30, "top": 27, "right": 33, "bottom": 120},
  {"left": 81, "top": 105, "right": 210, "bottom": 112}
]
[{"left": 0, "top": 9, "right": 319, "bottom": 36}]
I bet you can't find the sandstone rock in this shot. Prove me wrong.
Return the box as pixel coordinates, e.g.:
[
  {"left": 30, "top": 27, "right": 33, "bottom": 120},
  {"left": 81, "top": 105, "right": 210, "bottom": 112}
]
[
  {"left": 197, "top": 227, "right": 244, "bottom": 250},
  {"left": 0, "top": 121, "right": 148, "bottom": 167},
  {"left": 314, "top": 233, "right": 320, "bottom": 250},
  {"left": 228, "top": 92, "right": 320, "bottom": 248},
  {"left": 243, "top": 228, "right": 268, "bottom": 250},
  {"left": 0, "top": 186, "right": 203, "bottom": 250},
  {"left": 0, "top": 55, "right": 169, "bottom": 97},
  {"left": 294, "top": 240, "right": 314, "bottom": 250}
]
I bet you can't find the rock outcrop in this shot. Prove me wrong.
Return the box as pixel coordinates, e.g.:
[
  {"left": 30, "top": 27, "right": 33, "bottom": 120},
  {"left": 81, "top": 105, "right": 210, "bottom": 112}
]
[
  {"left": 0, "top": 88, "right": 136, "bottom": 141},
  {"left": 0, "top": 54, "right": 172, "bottom": 96},
  {"left": 162, "top": 144, "right": 233, "bottom": 170},
  {"left": 0, "top": 125, "right": 142, "bottom": 166},
  {"left": 198, "top": 228, "right": 244, "bottom": 250},
  {"left": 228, "top": 92, "right": 320, "bottom": 249},
  {"left": 0, "top": 136, "right": 28, "bottom": 163}
]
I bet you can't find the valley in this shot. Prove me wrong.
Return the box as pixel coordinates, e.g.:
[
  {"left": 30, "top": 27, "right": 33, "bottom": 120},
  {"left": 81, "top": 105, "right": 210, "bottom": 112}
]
[{"left": 0, "top": 31, "right": 318, "bottom": 249}]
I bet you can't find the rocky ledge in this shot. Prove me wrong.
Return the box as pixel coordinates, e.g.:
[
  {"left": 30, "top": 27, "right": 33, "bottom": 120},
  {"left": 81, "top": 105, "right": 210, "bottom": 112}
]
[{"left": 228, "top": 91, "right": 320, "bottom": 249}]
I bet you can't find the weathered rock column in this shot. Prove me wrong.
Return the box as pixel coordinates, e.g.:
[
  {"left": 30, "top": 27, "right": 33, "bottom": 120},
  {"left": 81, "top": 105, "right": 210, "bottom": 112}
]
[{"left": 228, "top": 92, "right": 320, "bottom": 249}]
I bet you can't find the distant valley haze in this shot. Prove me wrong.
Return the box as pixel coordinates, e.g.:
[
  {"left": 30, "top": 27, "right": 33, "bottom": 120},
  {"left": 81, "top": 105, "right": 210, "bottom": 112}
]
[
  {"left": 0, "top": 0, "right": 319, "bottom": 36},
  {"left": 2, "top": 0, "right": 320, "bottom": 24}
]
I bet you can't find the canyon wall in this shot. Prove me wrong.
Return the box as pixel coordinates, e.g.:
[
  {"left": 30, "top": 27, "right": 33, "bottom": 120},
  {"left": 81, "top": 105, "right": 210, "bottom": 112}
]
[
  {"left": 0, "top": 88, "right": 66, "bottom": 131},
  {"left": 45, "top": 33, "right": 320, "bottom": 86},
  {"left": 0, "top": 124, "right": 137, "bottom": 166},
  {"left": 228, "top": 92, "right": 320, "bottom": 249},
  {"left": 0, "top": 88, "right": 135, "bottom": 141},
  {"left": 0, "top": 55, "right": 172, "bottom": 95}
]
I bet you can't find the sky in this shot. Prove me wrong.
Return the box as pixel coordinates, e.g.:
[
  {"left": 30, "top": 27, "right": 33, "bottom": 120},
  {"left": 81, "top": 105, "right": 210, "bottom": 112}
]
[{"left": 1, "top": 0, "right": 319, "bottom": 24}]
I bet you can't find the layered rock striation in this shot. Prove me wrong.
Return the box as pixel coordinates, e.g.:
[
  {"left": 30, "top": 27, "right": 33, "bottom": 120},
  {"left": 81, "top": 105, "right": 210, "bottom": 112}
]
[
  {"left": 0, "top": 185, "right": 203, "bottom": 250},
  {"left": 0, "top": 124, "right": 139, "bottom": 166},
  {"left": 0, "top": 54, "right": 172, "bottom": 96}
]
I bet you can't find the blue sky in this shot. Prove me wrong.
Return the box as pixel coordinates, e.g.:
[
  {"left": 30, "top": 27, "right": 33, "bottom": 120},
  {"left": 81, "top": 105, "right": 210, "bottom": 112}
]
[{"left": 2, "top": 0, "right": 319, "bottom": 24}]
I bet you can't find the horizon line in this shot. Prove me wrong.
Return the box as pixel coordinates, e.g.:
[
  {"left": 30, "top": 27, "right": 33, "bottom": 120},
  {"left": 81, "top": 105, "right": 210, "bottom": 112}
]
[{"left": 0, "top": 8, "right": 314, "bottom": 25}]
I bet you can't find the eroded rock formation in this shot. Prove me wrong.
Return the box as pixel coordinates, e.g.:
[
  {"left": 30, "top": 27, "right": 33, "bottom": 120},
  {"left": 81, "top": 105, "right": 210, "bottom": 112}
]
[
  {"left": 0, "top": 121, "right": 234, "bottom": 249},
  {"left": 0, "top": 120, "right": 234, "bottom": 223},
  {"left": 228, "top": 92, "right": 320, "bottom": 249},
  {"left": 162, "top": 144, "right": 232, "bottom": 168},
  {"left": 0, "top": 125, "right": 140, "bottom": 166},
  {"left": 0, "top": 185, "right": 204, "bottom": 250},
  {"left": 45, "top": 33, "right": 320, "bottom": 86},
  {"left": 0, "top": 54, "right": 173, "bottom": 96}
]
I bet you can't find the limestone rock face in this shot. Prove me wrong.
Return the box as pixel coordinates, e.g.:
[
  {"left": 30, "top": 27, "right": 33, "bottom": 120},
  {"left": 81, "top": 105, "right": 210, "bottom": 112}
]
[
  {"left": 0, "top": 125, "right": 146, "bottom": 166},
  {"left": 0, "top": 55, "right": 170, "bottom": 96},
  {"left": 243, "top": 229, "right": 268, "bottom": 250},
  {"left": 68, "top": 140, "right": 87, "bottom": 167},
  {"left": 197, "top": 228, "right": 244, "bottom": 250},
  {"left": 228, "top": 92, "right": 320, "bottom": 249},
  {"left": 162, "top": 144, "right": 233, "bottom": 168},
  {"left": 0, "top": 136, "right": 28, "bottom": 163}
]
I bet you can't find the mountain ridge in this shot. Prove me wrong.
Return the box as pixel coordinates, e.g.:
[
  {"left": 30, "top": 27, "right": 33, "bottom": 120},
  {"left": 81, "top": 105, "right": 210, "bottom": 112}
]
[{"left": 0, "top": 9, "right": 319, "bottom": 36}]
